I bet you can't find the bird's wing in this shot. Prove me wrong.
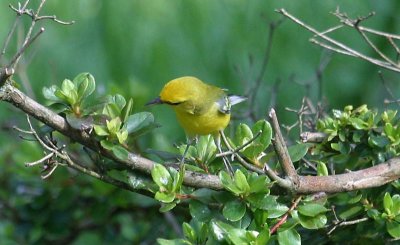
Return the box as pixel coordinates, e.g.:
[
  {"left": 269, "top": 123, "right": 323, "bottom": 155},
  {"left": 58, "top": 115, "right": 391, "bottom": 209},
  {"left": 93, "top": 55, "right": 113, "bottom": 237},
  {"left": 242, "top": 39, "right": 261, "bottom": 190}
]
[{"left": 216, "top": 95, "right": 247, "bottom": 114}]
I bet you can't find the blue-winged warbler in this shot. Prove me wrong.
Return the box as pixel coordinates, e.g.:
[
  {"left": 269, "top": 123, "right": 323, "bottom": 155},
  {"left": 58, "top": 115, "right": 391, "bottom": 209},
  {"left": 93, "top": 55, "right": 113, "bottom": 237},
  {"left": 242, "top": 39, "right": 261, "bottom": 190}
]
[{"left": 147, "top": 76, "right": 246, "bottom": 172}]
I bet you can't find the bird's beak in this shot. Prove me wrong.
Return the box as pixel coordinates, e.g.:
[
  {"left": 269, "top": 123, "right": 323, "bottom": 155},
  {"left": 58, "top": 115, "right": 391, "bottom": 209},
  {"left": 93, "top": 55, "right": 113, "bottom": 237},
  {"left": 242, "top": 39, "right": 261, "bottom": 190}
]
[{"left": 145, "top": 96, "right": 163, "bottom": 106}]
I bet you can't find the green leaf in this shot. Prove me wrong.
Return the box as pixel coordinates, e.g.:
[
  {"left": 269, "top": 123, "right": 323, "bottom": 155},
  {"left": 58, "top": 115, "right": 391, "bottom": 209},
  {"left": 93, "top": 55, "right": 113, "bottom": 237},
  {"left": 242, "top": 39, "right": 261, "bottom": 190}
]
[
  {"left": 235, "top": 123, "right": 253, "bottom": 146},
  {"left": 256, "top": 228, "right": 270, "bottom": 245},
  {"left": 349, "top": 117, "right": 368, "bottom": 129},
  {"left": 170, "top": 165, "right": 184, "bottom": 193},
  {"left": 384, "top": 123, "right": 394, "bottom": 138},
  {"left": 254, "top": 209, "right": 269, "bottom": 228},
  {"left": 151, "top": 164, "right": 172, "bottom": 188},
  {"left": 382, "top": 110, "right": 397, "bottom": 123},
  {"left": 234, "top": 170, "right": 250, "bottom": 194},
  {"left": 288, "top": 143, "right": 310, "bottom": 162},
  {"left": 182, "top": 222, "right": 196, "bottom": 242},
  {"left": 189, "top": 201, "right": 212, "bottom": 222},
  {"left": 253, "top": 120, "right": 272, "bottom": 149},
  {"left": 103, "top": 103, "right": 122, "bottom": 119},
  {"left": 155, "top": 192, "right": 175, "bottom": 203},
  {"left": 247, "top": 194, "right": 288, "bottom": 218},
  {"left": 94, "top": 125, "right": 109, "bottom": 136},
  {"left": 116, "top": 128, "right": 128, "bottom": 144},
  {"left": 298, "top": 203, "right": 329, "bottom": 217},
  {"left": 219, "top": 171, "right": 241, "bottom": 194},
  {"left": 228, "top": 228, "right": 258, "bottom": 245},
  {"left": 106, "top": 117, "right": 122, "bottom": 134},
  {"left": 126, "top": 112, "right": 159, "bottom": 138},
  {"left": 294, "top": 211, "right": 327, "bottom": 229},
  {"left": 338, "top": 206, "right": 363, "bottom": 220},
  {"left": 384, "top": 192, "right": 393, "bottom": 215},
  {"left": 120, "top": 98, "right": 134, "bottom": 123},
  {"left": 317, "top": 161, "right": 328, "bottom": 176},
  {"left": 100, "top": 140, "right": 114, "bottom": 150},
  {"left": 74, "top": 73, "right": 95, "bottom": 101},
  {"left": 157, "top": 238, "right": 188, "bottom": 245},
  {"left": 43, "top": 85, "right": 62, "bottom": 102},
  {"left": 247, "top": 173, "right": 270, "bottom": 194},
  {"left": 368, "top": 134, "right": 390, "bottom": 148},
  {"left": 277, "top": 228, "right": 301, "bottom": 245},
  {"left": 386, "top": 220, "right": 400, "bottom": 238},
  {"left": 159, "top": 202, "right": 177, "bottom": 213},
  {"left": 111, "top": 145, "right": 129, "bottom": 160},
  {"left": 61, "top": 78, "right": 75, "bottom": 94},
  {"left": 210, "top": 220, "right": 234, "bottom": 242},
  {"left": 392, "top": 194, "right": 400, "bottom": 215},
  {"left": 196, "top": 135, "right": 217, "bottom": 165},
  {"left": 222, "top": 200, "right": 246, "bottom": 222},
  {"left": 241, "top": 120, "right": 272, "bottom": 159}
]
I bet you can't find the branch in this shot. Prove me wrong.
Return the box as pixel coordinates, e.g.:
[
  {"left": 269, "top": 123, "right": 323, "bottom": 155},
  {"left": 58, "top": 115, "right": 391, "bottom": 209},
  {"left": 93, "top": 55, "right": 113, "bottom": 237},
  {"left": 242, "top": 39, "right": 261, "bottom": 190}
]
[
  {"left": 300, "top": 132, "right": 327, "bottom": 143},
  {"left": 276, "top": 8, "right": 400, "bottom": 73},
  {"left": 270, "top": 195, "right": 302, "bottom": 234},
  {"left": 0, "top": 83, "right": 223, "bottom": 190},
  {"left": 269, "top": 108, "right": 300, "bottom": 187},
  {"left": 268, "top": 108, "right": 400, "bottom": 193},
  {"left": 1, "top": 85, "right": 400, "bottom": 193},
  {"left": 297, "top": 158, "right": 400, "bottom": 193}
]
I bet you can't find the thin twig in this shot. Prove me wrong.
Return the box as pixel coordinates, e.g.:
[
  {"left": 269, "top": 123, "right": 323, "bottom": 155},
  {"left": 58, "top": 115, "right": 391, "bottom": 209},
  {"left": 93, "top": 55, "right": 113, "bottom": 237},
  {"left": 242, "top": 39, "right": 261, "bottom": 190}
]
[
  {"left": 18, "top": 114, "right": 154, "bottom": 197},
  {"left": 270, "top": 195, "right": 302, "bottom": 234},
  {"left": 300, "top": 132, "right": 327, "bottom": 143},
  {"left": 245, "top": 18, "right": 283, "bottom": 121},
  {"left": 378, "top": 71, "right": 400, "bottom": 107},
  {"left": 276, "top": 8, "right": 400, "bottom": 73},
  {"left": 25, "top": 152, "right": 54, "bottom": 167},
  {"left": 327, "top": 217, "right": 369, "bottom": 235},
  {"left": 263, "top": 163, "right": 292, "bottom": 188},
  {"left": 219, "top": 130, "right": 264, "bottom": 174},
  {"left": 269, "top": 108, "right": 299, "bottom": 188},
  {"left": 0, "top": 1, "right": 31, "bottom": 61},
  {"left": 216, "top": 131, "right": 262, "bottom": 157},
  {"left": 8, "top": 27, "right": 45, "bottom": 69}
]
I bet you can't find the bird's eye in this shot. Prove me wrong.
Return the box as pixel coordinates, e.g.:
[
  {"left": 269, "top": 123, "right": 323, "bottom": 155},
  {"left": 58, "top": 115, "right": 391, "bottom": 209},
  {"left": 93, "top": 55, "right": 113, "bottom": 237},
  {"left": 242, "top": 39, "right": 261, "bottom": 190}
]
[{"left": 166, "top": 101, "right": 182, "bottom": 106}]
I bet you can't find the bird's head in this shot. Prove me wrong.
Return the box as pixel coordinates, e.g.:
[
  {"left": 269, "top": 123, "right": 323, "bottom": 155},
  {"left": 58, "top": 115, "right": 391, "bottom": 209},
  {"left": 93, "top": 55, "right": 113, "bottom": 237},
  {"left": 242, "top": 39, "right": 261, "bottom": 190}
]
[{"left": 146, "top": 76, "right": 205, "bottom": 106}]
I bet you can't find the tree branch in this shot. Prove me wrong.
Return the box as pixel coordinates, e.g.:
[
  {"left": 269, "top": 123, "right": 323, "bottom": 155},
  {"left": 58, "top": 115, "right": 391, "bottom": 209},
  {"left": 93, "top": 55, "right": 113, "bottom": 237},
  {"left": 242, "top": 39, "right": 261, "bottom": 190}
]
[
  {"left": 1, "top": 84, "right": 400, "bottom": 193},
  {"left": 269, "top": 108, "right": 300, "bottom": 188},
  {"left": 276, "top": 8, "right": 400, "bottom": 73},
  {"left": 0, "top": 83, "right": 224, "bottom": 190}
]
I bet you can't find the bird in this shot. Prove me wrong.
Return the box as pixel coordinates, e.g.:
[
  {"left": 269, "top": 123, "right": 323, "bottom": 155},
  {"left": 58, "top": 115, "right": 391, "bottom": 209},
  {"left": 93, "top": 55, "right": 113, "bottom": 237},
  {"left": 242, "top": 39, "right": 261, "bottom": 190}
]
[{"left": 146, "top": 76, "right": 246, "bottom": 174}]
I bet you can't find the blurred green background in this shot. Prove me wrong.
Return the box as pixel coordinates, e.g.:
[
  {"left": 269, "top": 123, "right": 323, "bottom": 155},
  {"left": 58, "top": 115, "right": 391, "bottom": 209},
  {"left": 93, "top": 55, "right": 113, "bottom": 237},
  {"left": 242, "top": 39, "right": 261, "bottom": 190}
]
[{"left": 1, "top": 0, "right": 399, "bottom": 244}]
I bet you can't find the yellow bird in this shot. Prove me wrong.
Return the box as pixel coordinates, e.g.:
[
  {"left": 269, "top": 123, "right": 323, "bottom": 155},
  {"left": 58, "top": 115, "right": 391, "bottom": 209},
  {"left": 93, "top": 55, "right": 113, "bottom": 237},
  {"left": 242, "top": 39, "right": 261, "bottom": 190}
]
[{"left": 147, "top": 76, "right": 246, "bottom": 172}]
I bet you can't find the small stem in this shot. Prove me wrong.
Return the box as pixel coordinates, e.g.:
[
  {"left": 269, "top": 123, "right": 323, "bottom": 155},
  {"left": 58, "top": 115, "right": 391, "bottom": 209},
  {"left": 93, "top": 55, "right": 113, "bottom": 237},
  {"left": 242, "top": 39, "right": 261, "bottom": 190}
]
[
  {"left": 269, "top": 108, "right": 299, "bottom": 187},
  {"left": 25, "top": 152, "right": 54, "bottom": 166},
  {"left": 270, "top": 195, "right": 302, "bottom": 234},
  {"left": 8, "top": 27, "right": 45, "bottom": 69}
]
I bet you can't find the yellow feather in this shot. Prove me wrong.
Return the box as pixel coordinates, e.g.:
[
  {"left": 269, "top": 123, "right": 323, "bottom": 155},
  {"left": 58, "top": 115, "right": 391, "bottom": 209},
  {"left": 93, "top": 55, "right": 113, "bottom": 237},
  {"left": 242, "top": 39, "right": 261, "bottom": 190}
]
[{"left": 158, "top": 76, "right": 232, "bottom": 137}]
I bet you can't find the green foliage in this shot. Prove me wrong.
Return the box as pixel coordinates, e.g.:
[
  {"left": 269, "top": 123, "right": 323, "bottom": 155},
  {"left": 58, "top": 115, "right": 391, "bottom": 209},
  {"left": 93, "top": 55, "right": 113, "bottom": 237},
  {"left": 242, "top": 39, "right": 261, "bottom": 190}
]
[
  {"left": 2, "top": 1, "right": 400, "bottom": 244},
  {"left": 234, "top": 120, "right": 272, "bottom": 164},
  {"left": 44, "top": 73, "right": 158, "bottom": 160},
  {"left": 151, "top": 164, "right": 184, "bottom": 210},
  {"left": 316, "top": 105, "right": 400, "bottom": 168},
  {"left": 43, "top": 73, "right": 95, "bottom": 116},
  {"left": 18, "top": 72, "right": 400, "bottom": 244}
]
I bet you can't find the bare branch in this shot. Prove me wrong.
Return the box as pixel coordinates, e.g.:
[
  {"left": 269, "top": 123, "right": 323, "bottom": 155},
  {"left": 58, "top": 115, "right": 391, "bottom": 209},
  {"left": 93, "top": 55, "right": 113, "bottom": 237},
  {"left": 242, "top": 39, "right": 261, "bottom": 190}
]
[
  {"left": 276, "top": 8, "right": 400, "bottom": 73},
  {"left": 300, "top": 132, "right": 327, "bottom": 143},
  {"left": 269, "top": 108, "right": 299, "bottom": 187},
  {"left": 270, "top": 195, "right": 302, "bottom": 234},
  {"left": 327, "top": 217, "right": 369, "bottom": 235},
  {"left": 7, "top": 27, "right": 45, "bottom": 69}
]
